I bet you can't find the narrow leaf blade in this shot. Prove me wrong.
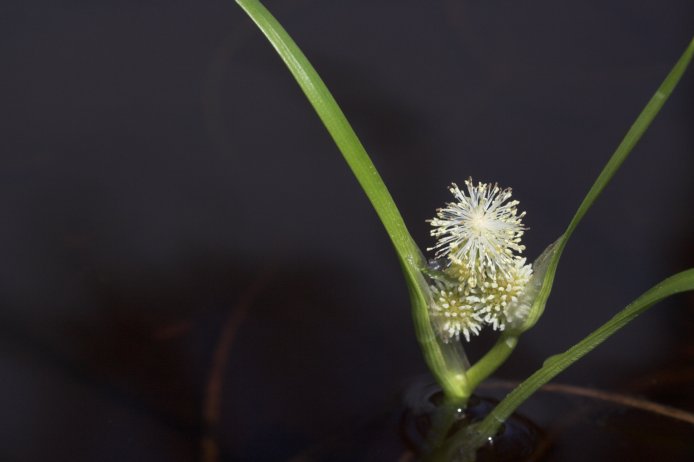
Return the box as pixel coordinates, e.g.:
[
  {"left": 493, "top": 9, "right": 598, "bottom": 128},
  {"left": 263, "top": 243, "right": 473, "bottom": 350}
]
[
  {"left": 520, "top": 36, "right": 694, "bottom": 331},
  {"left": 235, "top": 0, "right": 468, "bottom": 398}
]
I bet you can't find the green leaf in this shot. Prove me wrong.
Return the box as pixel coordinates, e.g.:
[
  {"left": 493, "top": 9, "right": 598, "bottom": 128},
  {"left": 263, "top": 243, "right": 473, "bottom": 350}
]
[
  {"left": 519, "top": 36, "right": 694, "bottom": 332},
  {"left": 447, "top": 268, "right": 694, "bottom": 458},
  {"left": 462, "top": 35, "right": 694, "bottom": 407},
  {"left": 235, "top": 0, "right": 418, "bottom": 265},
  {"left": 235, "top": 0, "right": 469, "bottom": 399}
]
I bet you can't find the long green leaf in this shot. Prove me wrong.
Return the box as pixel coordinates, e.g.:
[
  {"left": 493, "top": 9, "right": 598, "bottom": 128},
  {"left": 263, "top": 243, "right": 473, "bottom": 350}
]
[
  {"left": 461, "top": 34, "right": 694, "bottom": 439},
  {"left": 445, "top": 268, "right": 694, "bottom": 459},
  {"left": 519, "top": 36, "right": 694, "bottom": 332},
  {"left": 460, "top": 35, "right": 693, "bottom": 409},
  {"left": 235, "top": 0, "right": 418, "bottom": 264},
  {"left": 235, "top": 0, "right": 469, "bottom": 399}
]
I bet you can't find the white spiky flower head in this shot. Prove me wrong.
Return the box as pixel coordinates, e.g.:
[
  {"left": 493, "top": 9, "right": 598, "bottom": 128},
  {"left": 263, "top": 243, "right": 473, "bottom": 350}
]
[
  {"left": 429, "top": 281, "right": 483, "bottom": 343},
  {"left": 426, "top": 178, "right": 534, "bottom": 342},
  {"left": 466, "top": 258, "right": 533, "bottom": 331},
  {"left": 428, "top": 179, "right": 527, "bottom": 280}
]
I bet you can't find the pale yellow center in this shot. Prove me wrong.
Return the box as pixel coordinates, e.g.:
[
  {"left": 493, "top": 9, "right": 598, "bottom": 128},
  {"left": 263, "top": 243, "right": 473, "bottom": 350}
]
[{"left": 468, "top": 209, "right": 489, "bottom": 236}]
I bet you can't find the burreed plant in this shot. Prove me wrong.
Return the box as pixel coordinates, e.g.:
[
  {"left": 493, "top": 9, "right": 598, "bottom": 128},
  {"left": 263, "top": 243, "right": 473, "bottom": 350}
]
[{"left": 235, "top": 0, "right": 694, "bottom": 459}]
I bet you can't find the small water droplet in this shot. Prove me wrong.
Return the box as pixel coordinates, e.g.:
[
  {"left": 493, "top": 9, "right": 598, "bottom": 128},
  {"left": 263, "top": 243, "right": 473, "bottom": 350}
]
[{"left": 428, "top": 257, "right": 447, "bottom": 272}]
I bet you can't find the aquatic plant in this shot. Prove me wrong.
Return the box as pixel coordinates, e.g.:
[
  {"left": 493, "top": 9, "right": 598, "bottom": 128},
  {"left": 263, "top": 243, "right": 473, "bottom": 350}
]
[{"left": 235, "top": 0, "right": 694, "bottom": 459}]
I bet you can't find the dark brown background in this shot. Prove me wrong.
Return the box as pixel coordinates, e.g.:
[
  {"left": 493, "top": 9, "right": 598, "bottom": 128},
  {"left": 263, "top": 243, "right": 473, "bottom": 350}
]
[{"left": 1, "top": 0, "right": 693, "bottom": 461}]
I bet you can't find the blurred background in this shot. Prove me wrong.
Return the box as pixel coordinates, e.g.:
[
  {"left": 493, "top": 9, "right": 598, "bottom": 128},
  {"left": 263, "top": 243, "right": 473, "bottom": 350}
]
[{"left": 1, "top": 0, "right": 693, "bottom": 461}]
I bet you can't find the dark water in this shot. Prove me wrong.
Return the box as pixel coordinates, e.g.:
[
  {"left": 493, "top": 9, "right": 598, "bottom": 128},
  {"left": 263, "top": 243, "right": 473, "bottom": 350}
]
[
  {"left": 252, "top": 377, "right": 694, "bottom": 462},
  {"left": 1, "top": 0, "right": 693, "bottom": 461},
  {"left": 399, "top": 379, "right": 544, "bottom": 461}
]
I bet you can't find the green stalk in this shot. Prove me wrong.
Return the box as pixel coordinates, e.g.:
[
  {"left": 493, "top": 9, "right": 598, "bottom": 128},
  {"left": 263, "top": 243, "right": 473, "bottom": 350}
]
[
  {"left": 465, "top": 332, "right": 518, "bottom": 391},
  {"left": 235, "top": 0, "right": 469, "bottom": 400}
]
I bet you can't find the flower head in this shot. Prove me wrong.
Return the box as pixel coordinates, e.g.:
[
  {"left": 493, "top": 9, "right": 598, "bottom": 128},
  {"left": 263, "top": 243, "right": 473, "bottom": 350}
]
[
  {"left": 428, "top": 179, "right": 526, "bottom": 279},
  {"left": 429, "top": 281, "right": 483, "bottom": 342},
  {"left": 426, "top": 178, "right": 533, "bottom": 342},
  {"left": 466, "top": 258, "right": 533, "bottom": 331}
]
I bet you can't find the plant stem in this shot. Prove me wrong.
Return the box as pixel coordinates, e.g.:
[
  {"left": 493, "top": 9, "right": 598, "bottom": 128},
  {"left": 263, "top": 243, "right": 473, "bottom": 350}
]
[{"left": 466, "top": 332, "right": 518, "bottom": 391}]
